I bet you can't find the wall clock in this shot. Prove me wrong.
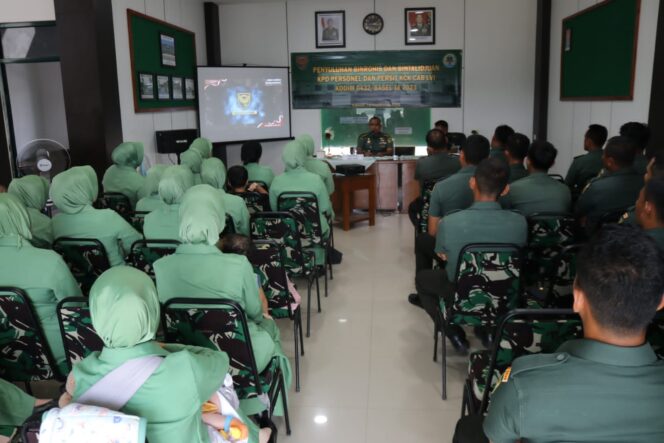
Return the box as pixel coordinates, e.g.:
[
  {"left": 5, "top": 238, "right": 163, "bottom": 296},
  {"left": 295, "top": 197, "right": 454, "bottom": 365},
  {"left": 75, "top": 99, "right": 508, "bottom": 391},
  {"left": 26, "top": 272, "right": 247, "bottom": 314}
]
[{"left": 363, "top": 13, "right": 384, "bottom": 35}]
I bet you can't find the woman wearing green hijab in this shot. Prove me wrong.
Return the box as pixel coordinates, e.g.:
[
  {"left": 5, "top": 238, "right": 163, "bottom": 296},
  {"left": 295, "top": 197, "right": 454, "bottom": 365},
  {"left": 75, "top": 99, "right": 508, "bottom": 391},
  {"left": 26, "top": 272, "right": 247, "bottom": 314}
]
[
  {"left": 189, "top": 137, "right": 213, "bottom": 159},
  {"left": 7, "top": 174, "right": 53, "bottom": 247},
  {"left": 270, "top": 140, "right": 333, "bottom": 237},
  {"left": 180, "top": 149, "right": 203, "bottom": 185},
  {"left": 143, "top": 165, "right": 194, "bottom": 240},
  {"left": 154, "top": 185, "right": 292, "bottom": 416},
  {"left": 51, "top": 166, "right": 142, "bottom": 266},
  {"left": 102, "top": 141, "right": 146, "bottom": 208},
  {"left": 0, "top": 193, "right": 81, "bottom": 374},
  {"left": 65, "top": 266, "right": 253, "bottom": 443},
  {"left": 136, "top": 164, "right": 168, "bottom": 212},
  {"left": 297, "top": 134, "right": 335, "bottom": 195},
  {"left": 201, "top": 157, "right": 250, "bottom": 236}
]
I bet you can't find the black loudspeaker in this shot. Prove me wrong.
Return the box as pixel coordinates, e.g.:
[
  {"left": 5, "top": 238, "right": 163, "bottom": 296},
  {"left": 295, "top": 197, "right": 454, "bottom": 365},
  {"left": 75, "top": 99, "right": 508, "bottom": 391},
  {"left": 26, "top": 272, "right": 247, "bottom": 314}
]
[
  {"left": 156, "top": 129, "right": 198, "bottom": 155},
  {"left": 336, "top": 164, "right": 366, "bottom": 176}
]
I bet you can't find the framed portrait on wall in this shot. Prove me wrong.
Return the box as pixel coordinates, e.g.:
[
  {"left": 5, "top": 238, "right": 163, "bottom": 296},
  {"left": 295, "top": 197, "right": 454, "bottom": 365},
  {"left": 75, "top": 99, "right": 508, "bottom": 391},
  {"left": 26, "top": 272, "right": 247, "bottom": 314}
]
[
  {"left": 157, "top": 75, "right": 170, "bottom": 99},
  {"left": 316, "top": 11, "right": 345, "bottom": 48},
  {"left": 185, "top": 78, "right": 196, "bottom": 100},
  {"left": 405, "top": 8, "right": 435, "bottom": 45},
  {"left": 139, "top": 73, "right": 154, "bottom": 99},
  {"left": 159, "top": 33, "right": 176, "bottom": 66},
  {"left": 172, "top": 77, "right": 184, "bottom": 99}
]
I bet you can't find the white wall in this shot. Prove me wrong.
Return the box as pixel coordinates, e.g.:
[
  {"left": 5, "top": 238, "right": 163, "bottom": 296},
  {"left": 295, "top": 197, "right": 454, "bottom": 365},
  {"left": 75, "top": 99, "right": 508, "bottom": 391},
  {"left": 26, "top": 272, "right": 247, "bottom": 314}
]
[
  {"left": 5, "top": 62, "right": 69, "bottom": 154},
  {"left": 219, "top": 0, "right": 537, "bottom": 173},
  {"left": 547, "top": 0, "right": 659, "bottom": 175},
  {"left": 0, "top": 0, "right": 55, "bottom": 22},
  {"left": 111, "top": 0, "right": 208, "bottom": 166}
]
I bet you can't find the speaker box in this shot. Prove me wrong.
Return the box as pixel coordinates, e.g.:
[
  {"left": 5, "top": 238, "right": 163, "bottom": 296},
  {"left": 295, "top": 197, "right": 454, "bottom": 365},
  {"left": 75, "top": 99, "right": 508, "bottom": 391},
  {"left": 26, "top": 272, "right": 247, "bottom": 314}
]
[{"left": 156, "top": 129, "right": 198, "bottom": 155}]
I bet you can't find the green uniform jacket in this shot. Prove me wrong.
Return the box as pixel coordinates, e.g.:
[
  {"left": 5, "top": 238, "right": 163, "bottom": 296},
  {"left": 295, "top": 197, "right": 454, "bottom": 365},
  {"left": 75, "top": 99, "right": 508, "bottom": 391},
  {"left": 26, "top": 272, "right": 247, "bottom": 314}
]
[
  {"left": 102, "top": 166, "right": 145, "bottom": 208},
  {"left": 489, "top": 148, "right": 508, "bottom": 163},
  {"left": 304, "top": 158, "right": 335, "bottom": 195},
  {"left": 52, "top": 206, "right": 143, "bottom": 266},
  {"left": 502, "top": 172, "right": 572, "bottom": 216},
  {"left": 634, "top": 152, "right": 648, "bottom": 175},
  {"left": 73, "top": 341, "right": 229, "bottom": 443},
  {"left": 484, "top": 339, "right": 664, "bottom": 443},
  {"left": 414, "top": 152, "right": 461, "bottom": 184},
  {"left": 508, "top": 163, "right": 527, "bottom": 183},
  {"left": 646, "top": 227, "right": 664, "bottom": 252},
  {"left": 429, "top": 166, "right": 476, "bottom": 218},
  {"left": 153, "top": 244, "right": 292, "bottom": 415},
  {"left": 435, "top": 202, "right": 527, "bottom": 280},
  {"left": 574, "top": 167, "right": 644, "bottom": 222},
  {"left": 270, "top": 168, "right": 333, "bottom": 237},
  {"left": 27, "top": 207, "right": 53, "bottom": 248},
  {"left": 144, "top": 204, "right": 180, "bottom": 240},
  {"left": 356, "top": 131, "right": 394, "bottom": 154},
  {"left": 136, "top": 195, "right": 166, "bottom": 213},
  {"left": 219, "top": 191, "right": 250, "bottom": 236},
  {"left": 245, "top": 163, "right": 275, "bottom": 187},
  {"left": 0, "top": 238, "right": 82, "bottom": 373},
  {"left": 564, "top": 149, "right": 603, "bottom": 194},
  {"left": 8, "top": 175, "right": 53, "bottom": 247},
  {"left": 0, "top": 378, "right": 34, "bottom": 436}
]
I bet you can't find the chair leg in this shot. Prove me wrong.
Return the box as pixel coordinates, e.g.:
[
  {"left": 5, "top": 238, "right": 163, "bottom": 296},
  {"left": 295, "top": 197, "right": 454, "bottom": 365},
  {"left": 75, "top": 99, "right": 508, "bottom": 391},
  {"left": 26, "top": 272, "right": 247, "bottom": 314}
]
[
  {"left": 297, "top": 309, "right": 305, "bottom": 356},
  {"left": 442, "top": 327, "right": 448, "bottom": 400},
  {"left": 314, "top": 274, "right": 321, "bottom": 313},
  {"left": 293, "top": 317, "right": 300, "bottom": 393},
  {"left": 324, "top": 264, "right": 329, "bottom": 298},
  {"left": 306, "top": 278, "right": 312, "bottom": 337},
  {"left": 24, "top": 381, "right": 33, "bottom": 396},
  {"left": 281, "top": 374, "right": 292, "bottom": 435},
  {"left": 433, "top": 321, "right": 439, "bottom": 362}
]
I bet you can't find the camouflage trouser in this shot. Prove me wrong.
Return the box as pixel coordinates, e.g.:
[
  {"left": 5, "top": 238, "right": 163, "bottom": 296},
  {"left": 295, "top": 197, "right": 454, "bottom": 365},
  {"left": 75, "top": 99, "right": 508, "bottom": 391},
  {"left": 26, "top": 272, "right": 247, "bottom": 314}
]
[{"left": 415, "top": 268, "right": 465, "bottom": 340}]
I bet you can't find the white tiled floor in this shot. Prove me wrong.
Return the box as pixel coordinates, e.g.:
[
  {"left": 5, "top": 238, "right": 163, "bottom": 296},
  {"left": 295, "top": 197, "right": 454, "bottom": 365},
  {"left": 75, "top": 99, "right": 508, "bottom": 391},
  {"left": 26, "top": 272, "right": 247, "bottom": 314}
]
[{"left": 275, "top": 214, "right": 468, "bottom": 443}]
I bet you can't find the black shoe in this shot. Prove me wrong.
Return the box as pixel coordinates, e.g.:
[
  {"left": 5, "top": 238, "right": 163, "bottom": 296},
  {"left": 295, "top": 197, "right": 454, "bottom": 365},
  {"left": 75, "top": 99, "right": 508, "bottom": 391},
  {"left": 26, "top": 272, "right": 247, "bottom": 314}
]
[
  {"left": 408, "top": 293, "right": 422, "bottom": 308},
  {"left": 448, "top": 334, "right": 470, "bottom": 355},
  {"left": 474, "top": 327, "right": 494, "bottom": 349}
]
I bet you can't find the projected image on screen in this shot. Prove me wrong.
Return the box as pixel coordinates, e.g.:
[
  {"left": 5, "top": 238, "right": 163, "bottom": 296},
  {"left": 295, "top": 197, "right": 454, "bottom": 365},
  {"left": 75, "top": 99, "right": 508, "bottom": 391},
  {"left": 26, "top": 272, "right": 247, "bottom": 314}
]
[{"left": 198, "top": 66, "right": 292, "bottom": 143}]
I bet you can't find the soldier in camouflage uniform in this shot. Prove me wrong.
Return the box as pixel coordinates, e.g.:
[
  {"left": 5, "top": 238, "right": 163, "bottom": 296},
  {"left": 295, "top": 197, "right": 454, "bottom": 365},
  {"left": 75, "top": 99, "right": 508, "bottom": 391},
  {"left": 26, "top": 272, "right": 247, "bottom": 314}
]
[
  {"left": 413, "top": 158, "right": 527, "bottom": 353},
  {"left": 0, "top": 193, "right": 81, "bottom": 375},
  {"left": 564, "top": 124, "right": 607, "bottom": 196},
  {"left": 504, "top": 133, "right": 529, "bottom": 183},
  {"left": 620, "top": 121, "right": 650, "bottom": 175},
  {"left": 484, "top": 225, "right": 664, "bottom": 442},
  {"left": 356, "top": 116, "right": 394, "bottom": 156},
  {"left": 154, "top": 185, "right": 291, "bottom": 416}
]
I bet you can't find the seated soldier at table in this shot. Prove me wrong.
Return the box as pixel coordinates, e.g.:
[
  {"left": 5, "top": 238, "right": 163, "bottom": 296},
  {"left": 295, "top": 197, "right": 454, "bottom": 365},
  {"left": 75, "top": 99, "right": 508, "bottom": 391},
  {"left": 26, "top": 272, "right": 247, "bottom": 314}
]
[
  {"left": 501, "top": 140, "right": 571, "bottom": 216},
  {"left": 410, "top": 158, "right": 527, "bottom": 353},
  {"left": 413, "top": 135, "right": 490, "bottom": 273},
  {"left": 483, "top": 225, "right": 664, "bottom": 442},
  {"left": 504, "top": 133, "right": 529, "bottom": 183},
  {"left": 356, "top": 116, "right": 394, "bottom": 157},
  {"left": 575, "top": 136, "right": 644, "bottom": 228}
]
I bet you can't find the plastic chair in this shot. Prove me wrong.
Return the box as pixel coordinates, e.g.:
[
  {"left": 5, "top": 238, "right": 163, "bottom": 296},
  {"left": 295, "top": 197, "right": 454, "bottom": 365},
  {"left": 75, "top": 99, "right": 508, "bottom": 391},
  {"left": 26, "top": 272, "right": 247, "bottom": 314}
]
[
  {"left": 128, "top": 239, "right": 180, "bottom": 279},
  {"left": 434, "top": 243, "right": 523, "bottom": 400},
  {"left": 0, "top": 287, "right": 63, "bottom": 390},
  {"left": 162, "top": 298, "right": 291, "bottom": 435},
  {"left": 53, "top": 238, "right": 111, "bottom": 295},
  {"left": 56, "top": 297, "right": 104, "bottom": 372},
  {"left": 95, "top": 192, "right": 132, "bottom": 221},
  {"left": 250, "top": 239, "right": 304, "bottom": 392}
]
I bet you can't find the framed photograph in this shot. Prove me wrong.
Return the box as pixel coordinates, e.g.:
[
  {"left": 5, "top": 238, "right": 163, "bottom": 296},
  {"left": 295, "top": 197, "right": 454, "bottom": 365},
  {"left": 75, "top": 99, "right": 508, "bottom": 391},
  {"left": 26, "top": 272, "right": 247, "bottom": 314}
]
[
  {"left": 138, "top": 73, "right": 154, "bottom": 100},
  {"left": 172, "top": 77, "right": 184, "bottom": 100},
  {"left": 315, "top": 11, "right": 345, "bottom": 48},
  {"left": 185, "top": 78, "right": 196, "bottom": 100},
  {"left": 405, "top": 8, "right": 435, "bottom": 45},
  {"left": 159, "top": 33, "right": 176, "bottom": 67},
  {"left": 157, "top": 75, "right": 170, "bottom": 100}
]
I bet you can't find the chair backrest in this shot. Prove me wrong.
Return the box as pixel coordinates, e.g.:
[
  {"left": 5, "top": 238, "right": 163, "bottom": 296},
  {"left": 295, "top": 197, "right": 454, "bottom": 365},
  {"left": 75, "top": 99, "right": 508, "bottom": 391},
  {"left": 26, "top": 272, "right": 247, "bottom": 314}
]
[
  {"left": 129, "top": 239, "right": 180, "bottom": 278},
  {"left": 543, "top": 244, "right": 580, "bottom": 308},
  {"left": 236, "top": 192, "right": 270, "bottom": 215},
  {"left": 53, "top": 238, "right": 111, "bottom": 294},
  {"left": 418, "top": 178, "right": 444, "bottom": 234},
  {"left": 477, "top": 309, "right": 581, "bottom": 414},
  {"left": 222, "top": 214, "right": 236, "bottom": 236},
  {"left": 277, "top": 192, "right": 323, "bottom": 248},
  {"left": 21, "top": 420, "right": 41, "bottom": 443},
  {"left": 0, "top": 287, "right": 60, "bottom": 382},
  {"left": 249, "top": 240, "right": 293, "bottom": 319},
  {"left": 162, "top": 298, "right": 270, "bottom": 400},
  {"left": 251, "top": 212, "right": 308, "bottom": 275},
  {"left": 96, "top": 192, "right": 132, "bottom": 221},
  {"left": 56, "top": 297, "right": 104, "bottom": 372},
  {"left": 447, "top": 243, "right": 523, "bottom": 327},
  {"left": 129, "top": 211, "right": 149, "bottom": 234}
]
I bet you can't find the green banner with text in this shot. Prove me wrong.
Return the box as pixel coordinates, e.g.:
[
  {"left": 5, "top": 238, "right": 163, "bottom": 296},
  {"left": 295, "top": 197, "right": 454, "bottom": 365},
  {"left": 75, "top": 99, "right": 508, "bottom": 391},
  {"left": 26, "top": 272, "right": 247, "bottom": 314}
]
[{"left": 291, "top": 50, "right": 461, "bottom": 109}]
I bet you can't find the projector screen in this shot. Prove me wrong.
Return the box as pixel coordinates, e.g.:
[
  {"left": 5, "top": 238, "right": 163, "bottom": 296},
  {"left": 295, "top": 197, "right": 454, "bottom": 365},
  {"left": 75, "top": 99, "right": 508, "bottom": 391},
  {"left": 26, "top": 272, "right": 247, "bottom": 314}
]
[{"left": 198, "top": 66, "right": 292, "bottom": 144}]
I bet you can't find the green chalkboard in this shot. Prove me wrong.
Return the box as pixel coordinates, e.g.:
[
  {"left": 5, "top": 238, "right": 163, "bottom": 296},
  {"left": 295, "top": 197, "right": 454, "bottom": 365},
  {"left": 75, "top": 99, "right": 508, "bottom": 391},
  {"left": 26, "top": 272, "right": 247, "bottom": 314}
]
[
  {"left": 128, "top": 9, "right": 197, "bottom": 112},
  {"left": 321, "top": 108, "right": 431, "bottom": 147},
  {"left": 561, "top": 0, "right": 640, "bottom": 100}
]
